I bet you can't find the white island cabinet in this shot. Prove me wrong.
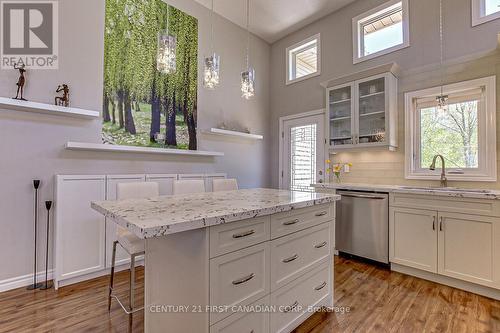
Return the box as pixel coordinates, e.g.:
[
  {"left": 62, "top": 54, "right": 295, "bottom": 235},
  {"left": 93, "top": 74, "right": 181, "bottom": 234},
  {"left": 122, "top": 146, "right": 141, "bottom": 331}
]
[{"left": 92, "top": 188, "right": 339, "bottom": 333}]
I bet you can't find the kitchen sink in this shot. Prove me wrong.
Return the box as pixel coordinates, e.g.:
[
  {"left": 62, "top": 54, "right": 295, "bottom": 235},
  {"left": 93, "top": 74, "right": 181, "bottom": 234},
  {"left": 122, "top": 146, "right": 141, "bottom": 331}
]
[{"left": 398, "top": 186, "right": 492, "bottom": 194}]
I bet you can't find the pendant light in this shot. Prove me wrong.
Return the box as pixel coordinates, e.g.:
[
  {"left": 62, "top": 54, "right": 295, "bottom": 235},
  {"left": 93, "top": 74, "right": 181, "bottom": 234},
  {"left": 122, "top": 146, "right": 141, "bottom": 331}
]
[
  {"left": 436, "top": 0, "right": 448, "bottom": 112},
  {"left": 241, "top": 0, "right": 255, "bottom": 99},
  {"left": 157, "top": 4, "right": 177, "bottom": 74},
  {"left": 204, "top": 0, "right": 221, "bottom": 89}
]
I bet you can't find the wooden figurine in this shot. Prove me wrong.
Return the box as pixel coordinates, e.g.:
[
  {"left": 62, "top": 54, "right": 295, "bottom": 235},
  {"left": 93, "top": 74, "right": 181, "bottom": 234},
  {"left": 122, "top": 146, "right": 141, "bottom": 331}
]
[
  {"left": 55, "top": 84, "right": 70, "bottom": 107},
  {"left": 13, "top": 62, "right": 27, "bottom": 101}
]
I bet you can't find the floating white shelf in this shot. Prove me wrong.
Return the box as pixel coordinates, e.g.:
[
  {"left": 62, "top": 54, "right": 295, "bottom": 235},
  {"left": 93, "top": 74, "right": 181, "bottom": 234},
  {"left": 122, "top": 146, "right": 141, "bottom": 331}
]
[
  {"left": 0, "top": 97, "right": 100, "bottom": 119},
  {"left": 201, "top": 128, "right": 263, "bottom": 140},
  {"left": 65, "top": 142, "right": 224, "bottom": 157}
]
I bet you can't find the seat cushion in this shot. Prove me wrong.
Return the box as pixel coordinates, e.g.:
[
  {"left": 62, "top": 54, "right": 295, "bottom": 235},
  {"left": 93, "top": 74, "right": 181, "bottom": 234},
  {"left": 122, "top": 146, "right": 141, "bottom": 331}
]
[{"left": 117, "top": 227, "right": 145, "bottom": 254}]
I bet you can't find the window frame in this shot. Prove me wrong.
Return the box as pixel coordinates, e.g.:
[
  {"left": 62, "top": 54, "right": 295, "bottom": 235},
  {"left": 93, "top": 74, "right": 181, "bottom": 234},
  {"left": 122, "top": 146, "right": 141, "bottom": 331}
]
[
  {"left": 404, "top": 76, "right": 497, "bottom": 182},
  {"left": 285, "top": 33, "right": 321, "bottom": 85},
  {"left": 352, "top": 0, "right": 410, "bottom": 64},
  {"left": 472, "top": 0, "right": 500, "bottom": 26}
]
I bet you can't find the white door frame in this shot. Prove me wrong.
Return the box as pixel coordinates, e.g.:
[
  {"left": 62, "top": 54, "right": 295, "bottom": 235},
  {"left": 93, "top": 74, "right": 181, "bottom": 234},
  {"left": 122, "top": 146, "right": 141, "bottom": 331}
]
[{"left": 278, "top": 109, "right": 327, "bottom": 189}]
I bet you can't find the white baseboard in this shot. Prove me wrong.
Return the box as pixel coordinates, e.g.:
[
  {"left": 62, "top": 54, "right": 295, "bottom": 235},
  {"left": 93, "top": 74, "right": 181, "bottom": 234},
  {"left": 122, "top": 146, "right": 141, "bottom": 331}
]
[
  {"left": 391, "top": 263, "right": 500, "bottom": 301},
  {"left": 0, "top": 269, "right": 54, "bottom": 293}
]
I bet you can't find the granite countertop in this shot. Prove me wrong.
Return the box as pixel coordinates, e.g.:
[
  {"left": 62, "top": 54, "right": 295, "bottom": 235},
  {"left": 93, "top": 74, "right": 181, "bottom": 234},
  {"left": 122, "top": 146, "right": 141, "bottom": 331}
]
[
  {"left": 91, "top": 188, "right": 340, "bottom": 239},
  {"left": 312, "top": 183, "right": 500, "bottom": 200}
]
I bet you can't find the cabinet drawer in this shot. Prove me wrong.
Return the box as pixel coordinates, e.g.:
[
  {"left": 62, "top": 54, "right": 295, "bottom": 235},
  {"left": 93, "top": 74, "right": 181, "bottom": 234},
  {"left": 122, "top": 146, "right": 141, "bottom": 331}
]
[
  {"left": 271, "top": 223, "right": 330, "bottom": 290},
  {"left": 210, "top": 243, "right": 270, "bottom": 324},
  {"left": 270, "top": 261, "right": 331, "bottom": 333},
  {"left": 210, "top": 216, "right": 270, "bottom": 258},
  {"left": 210, "top": 296, "right": 270, "bottom": 333},
  {"left": 271, "top": 204, "right": 332, "bottom": 239}
]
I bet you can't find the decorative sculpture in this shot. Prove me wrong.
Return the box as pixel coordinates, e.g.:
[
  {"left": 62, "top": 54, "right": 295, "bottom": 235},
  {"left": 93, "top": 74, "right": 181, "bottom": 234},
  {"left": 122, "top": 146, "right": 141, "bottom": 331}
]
[
  {"left": 55, "top": 84, "right": 70, "bottom": 107},
  {"left": 13, "top": 62, "right": 27, "bottom": 101}
]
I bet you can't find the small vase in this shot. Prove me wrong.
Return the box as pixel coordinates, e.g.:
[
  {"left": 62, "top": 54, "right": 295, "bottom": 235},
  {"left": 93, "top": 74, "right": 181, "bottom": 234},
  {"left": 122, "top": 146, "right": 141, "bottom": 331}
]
[{"left": 334, "top": 175, "right": 341, "bottom": 183}]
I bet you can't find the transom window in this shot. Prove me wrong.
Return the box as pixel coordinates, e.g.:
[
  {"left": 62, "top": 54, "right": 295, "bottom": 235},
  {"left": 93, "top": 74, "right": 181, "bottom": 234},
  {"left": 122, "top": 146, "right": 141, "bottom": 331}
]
[
  {"left": 405, "top": 77, "right": 497, "bottom": 182},
  {"left": 353, "top": 0, "right": 409, "bottom": 64},
  {"left": 472, "top": 0, "right": 500, "bottom": 26},
  {"left": 286, "top": 34, "right": 321, "bottom": 85}
]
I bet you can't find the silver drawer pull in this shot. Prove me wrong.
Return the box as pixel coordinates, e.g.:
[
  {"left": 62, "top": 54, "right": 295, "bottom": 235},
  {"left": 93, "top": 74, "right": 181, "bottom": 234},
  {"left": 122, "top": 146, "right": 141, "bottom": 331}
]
[
  {"left": 232, "top": 273, "right": 255, "bottom": 285},
  {"left": 284, "top": 301, "right": 299, "bottom": 313},
  {"left": 283, "top": 219, "right": 299, "bottom": 226},
  {"left": 315, "top": 281, "right": 327, "bottom": 291},
  {"left": 282, "top": 254, "right": 299, "bottom": 263},
  {"left": 314, "top": 241, "right": 327, "bottom": 249},
  {"left": 315, "top": 211, "right": 328, "bottom": 217},
  {"left": 232, "top": 229, "right": 255, "bottom": 239}
]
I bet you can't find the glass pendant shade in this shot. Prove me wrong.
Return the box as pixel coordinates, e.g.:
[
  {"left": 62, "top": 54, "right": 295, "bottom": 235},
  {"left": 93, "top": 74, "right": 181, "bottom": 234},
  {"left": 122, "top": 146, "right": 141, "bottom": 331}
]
[
  {"left": 203, "top": 53, "right": 220, "bottom": 89},
  {"left": 241, "top": 68, "right": 255, "bottom": 99},
  {"left": 436, "top": 94, "right": 449, "bottom": 112},
  {"left": 157, "top": 31, "right": 176, "bottom": 74}
]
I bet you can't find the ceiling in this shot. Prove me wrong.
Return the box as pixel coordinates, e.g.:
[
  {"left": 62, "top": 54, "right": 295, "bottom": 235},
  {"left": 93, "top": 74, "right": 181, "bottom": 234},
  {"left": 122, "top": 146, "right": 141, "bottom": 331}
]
[{"left": 194, "top": 0, "right": 357, "bottom": 44}]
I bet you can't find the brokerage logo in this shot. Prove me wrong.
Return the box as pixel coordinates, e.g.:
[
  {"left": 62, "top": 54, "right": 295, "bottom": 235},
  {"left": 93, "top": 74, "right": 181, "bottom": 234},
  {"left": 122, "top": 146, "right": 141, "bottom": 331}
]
[{"left": 1, "top": 1, "right": 58, "bottom": 69}]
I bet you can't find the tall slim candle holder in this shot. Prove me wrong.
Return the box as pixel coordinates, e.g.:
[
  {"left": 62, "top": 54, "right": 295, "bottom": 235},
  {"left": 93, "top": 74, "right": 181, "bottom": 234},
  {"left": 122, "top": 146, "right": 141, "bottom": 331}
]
[
  {"left": 27, "top": 180, "right": 43, "bottom": 290},
  {"left": 40, "top": 201, "right": 53, "bottom": 290}
]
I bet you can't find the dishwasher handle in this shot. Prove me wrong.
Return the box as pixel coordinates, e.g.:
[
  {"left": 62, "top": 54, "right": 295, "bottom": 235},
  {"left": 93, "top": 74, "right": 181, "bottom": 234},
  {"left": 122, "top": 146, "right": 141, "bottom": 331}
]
[{"left": 339, "top": 192, "right": 387, "bottom": 200}]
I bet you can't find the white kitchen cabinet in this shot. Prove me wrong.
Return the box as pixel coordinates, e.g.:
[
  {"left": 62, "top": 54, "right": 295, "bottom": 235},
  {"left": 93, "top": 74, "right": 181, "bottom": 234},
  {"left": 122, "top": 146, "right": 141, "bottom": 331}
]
[
  {"left": 389, "top": 207, "right": 438, "bottom": 273},
  {"left": 54, "top": 175, "right": 106, "bottom": 289},
  {"left": 146, "top": 174, "right": 176, "bottom": 195},
  {"left": 438, "top": 212, "right": 500, "bottom": 288},
  {"left": 326, "top": 72, "right": 398, "bottom": 151},
  {"left": 105, "top": 174, "right": 146, "bottom": 267}
]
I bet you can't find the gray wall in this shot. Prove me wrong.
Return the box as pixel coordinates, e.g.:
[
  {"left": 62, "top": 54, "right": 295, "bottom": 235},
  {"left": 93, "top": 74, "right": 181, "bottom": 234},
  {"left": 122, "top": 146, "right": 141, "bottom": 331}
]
[
  {"left": 269, "top": 0, "right": 500, "bottom": 188},
  {"left": 0, "top": 0, "right": 271, "bottom": 282}
]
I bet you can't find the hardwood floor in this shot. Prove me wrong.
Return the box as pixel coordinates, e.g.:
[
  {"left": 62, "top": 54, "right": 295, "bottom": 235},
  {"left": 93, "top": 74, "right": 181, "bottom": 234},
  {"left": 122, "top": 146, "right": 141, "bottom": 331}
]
[{"left": 1, "top": 257, "right": 500, "bottom": 332}]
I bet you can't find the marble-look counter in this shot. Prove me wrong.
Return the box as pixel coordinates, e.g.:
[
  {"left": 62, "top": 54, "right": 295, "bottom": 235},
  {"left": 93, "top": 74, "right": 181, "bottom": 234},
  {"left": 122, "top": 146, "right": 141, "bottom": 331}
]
[
  {"left": 91, "top": 188, "right": 340, "bottom": 239},
  {"left": 312, "top": 182, "right": 500, "bottom": 200}
]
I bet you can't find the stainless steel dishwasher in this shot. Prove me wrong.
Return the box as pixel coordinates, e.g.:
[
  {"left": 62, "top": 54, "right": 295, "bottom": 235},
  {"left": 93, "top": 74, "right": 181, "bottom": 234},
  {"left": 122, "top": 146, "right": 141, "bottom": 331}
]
[{"left": 336, "top": 190, "right": 389, "bottom": 264}]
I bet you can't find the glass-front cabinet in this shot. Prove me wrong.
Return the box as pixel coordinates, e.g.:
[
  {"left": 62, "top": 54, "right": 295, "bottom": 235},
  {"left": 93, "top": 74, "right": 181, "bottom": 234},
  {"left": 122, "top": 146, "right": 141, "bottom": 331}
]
[{"left": 326, "top": 72, "right": 398, "bottom": 151}]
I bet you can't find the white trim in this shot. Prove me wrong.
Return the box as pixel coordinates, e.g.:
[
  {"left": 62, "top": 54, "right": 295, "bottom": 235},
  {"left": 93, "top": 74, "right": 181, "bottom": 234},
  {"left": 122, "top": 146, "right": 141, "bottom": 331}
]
[
  {"left": 65, "top": 142, "right": 224, "bottom": 157},
  {"left": 0, "top": 97, "right": 100, "bottom": 119},
  {"left": 278, "top": 109, "right": 326, "bottom": 189},
  {"left": 472, "top": 0, "right": 500, "bottom": 27},
  {"left": 286, "top": 33, "right": 321, "bottom": 85},
  {"left": 404, "top": 76, "right": 497, "bottom": 182},
  {"left": 352, "top": 0, "right": 410, "bottom": 64},
  {"left": 0, "top": 269, "right": 54, "bottom": 292}
]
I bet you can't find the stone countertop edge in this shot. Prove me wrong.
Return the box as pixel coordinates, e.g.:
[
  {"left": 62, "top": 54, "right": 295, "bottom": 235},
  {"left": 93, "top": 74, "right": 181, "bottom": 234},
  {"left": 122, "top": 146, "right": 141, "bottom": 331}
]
[
  {"left": 311, "top": 183, "right": 500, "bottom": 200},
  {"left": 91, "top": 192, "right": 340, "bottom": 239}
]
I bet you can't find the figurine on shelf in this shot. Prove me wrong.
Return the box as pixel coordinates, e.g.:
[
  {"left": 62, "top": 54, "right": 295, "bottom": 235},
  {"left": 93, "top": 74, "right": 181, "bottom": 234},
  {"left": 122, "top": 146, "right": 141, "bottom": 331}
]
[
  {"left": 13, "top": 62, "right": 27, "bottom": 101},
  {"left": 55, "top": 84, "right": 70, "bottom": 107}
]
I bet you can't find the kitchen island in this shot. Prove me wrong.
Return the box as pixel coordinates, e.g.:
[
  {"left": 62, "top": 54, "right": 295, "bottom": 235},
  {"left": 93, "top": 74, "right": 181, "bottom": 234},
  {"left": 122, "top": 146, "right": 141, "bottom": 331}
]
[{"left": 92, "top": 188, "right": 340, "bottom": 333}]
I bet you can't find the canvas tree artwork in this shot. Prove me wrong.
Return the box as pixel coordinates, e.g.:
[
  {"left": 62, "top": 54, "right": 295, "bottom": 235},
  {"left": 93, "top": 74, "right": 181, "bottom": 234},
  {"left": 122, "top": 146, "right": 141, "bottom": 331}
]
[{"left": 103, "top": 0, "right": 198, "bottom": 150}]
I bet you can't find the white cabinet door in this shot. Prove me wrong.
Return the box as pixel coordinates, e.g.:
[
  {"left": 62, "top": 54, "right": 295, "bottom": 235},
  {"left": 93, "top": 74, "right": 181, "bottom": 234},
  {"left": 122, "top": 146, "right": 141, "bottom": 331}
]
[
  {"left": 438, "top": 212, "right": 500, "bottom": 288},
  {"left": 390, "top": 207, "right": 438, "bottom": 273},
  {"left": 146, "top": 174, "right": 176, "bottom": 195},
  {"left": 54, "top": 175, "right": 106, "bottom": 286},
  {"left": 105, "top": 174, "right": 145, "bottom": 267}
]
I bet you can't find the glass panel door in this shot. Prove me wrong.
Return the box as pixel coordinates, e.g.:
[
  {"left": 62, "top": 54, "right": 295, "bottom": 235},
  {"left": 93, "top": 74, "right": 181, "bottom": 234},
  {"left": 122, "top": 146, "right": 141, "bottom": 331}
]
[
  {"left": 329, "top": 85, "right": 353, "bottom": 147},
  {"left": 358, "top": 77, "right": 386, "bottom": 144}
]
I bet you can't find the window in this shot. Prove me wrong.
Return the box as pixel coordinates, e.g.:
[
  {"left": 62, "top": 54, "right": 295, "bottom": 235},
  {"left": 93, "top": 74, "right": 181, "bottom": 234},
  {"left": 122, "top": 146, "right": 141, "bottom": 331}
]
[
  {"left": 405, "top": 76, "right": 497, "bottom": 181},
  {"left": 290, "top": 124, "right": 317, "bottom": 192},
  {"left": 352, "top": 0, "right": 409, "bottom": 64},
  {"left": 286, "top": 34, "right": 321, "bottom": 85},
  {"left": 472, "top": 0, "right": 500, "bottom": 26}
]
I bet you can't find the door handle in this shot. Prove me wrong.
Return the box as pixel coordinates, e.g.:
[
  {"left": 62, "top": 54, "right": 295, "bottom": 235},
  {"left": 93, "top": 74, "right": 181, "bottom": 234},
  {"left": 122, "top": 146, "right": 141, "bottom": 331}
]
[
  {"left": 315, "top": 211, "right": 328, "bottom": 217},
  {"left": 232, "top": 230, "right": 255, "bottom": 239},
  {"left": 439, "top": 217, "right": 443, "bottom": 231},
  {"left": 314, "top": 281, "right": 327, "bottom": 291},
  {"left": 283, "top": 219, "right": 299, "bottom": 226},
  {"left": 232, "top": 273, "right": 255, "bottom": 285},
  {"left": 340, "top": 193, "right": 387, "bottom": 200},
  {"left": 314, "top": 241, "right": 327, "bottom": 249},
  {"left": 432, "top": 216, "right": 436, "bottom": 230},
  {"left": 282, "top": 254, "right": 299, "bottom": 263}
]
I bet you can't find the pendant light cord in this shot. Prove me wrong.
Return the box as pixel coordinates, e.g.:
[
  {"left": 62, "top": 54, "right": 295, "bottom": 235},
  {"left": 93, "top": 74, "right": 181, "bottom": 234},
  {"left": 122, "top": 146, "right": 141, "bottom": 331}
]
[
  {"left": 439, "top": 0, "right": 444, "bottom": 96},
  {"left": 246, "top": 0, "right": 250, "bottom": 68},
  {"left": 210, "top": 0, "right": 214, "bottom": 53}
]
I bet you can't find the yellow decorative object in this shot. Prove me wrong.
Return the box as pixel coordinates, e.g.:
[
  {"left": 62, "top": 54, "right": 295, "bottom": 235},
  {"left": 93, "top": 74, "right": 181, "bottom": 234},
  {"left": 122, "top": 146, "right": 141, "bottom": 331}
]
[{"left": 325, "top": 161, "right": 353, "bottom": 183}]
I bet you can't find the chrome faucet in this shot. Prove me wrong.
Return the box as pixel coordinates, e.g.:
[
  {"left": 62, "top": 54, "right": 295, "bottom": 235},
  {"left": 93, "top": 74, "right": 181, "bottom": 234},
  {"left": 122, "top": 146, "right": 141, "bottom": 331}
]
[{"left": 429, "top": 154, "right": 447, "bottom": 187}]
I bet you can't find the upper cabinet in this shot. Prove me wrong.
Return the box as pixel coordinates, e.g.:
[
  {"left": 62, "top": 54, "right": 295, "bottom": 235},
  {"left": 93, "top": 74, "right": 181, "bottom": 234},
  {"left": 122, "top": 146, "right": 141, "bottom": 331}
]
[{"left": 326, "top": 70, "right": 398, "bottom": 151}]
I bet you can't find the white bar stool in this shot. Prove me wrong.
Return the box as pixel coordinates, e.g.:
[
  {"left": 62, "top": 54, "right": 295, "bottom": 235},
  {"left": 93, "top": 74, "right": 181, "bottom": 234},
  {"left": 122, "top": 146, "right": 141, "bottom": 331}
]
[
  {"left": 173, "top": 179, "right": 206, "bottom": 194},
  {"left": 108, "top": 182, "right": 159, "bottom": 320},
  {"left": 212, "top": 178, "right": 239, "bottom": 192}
]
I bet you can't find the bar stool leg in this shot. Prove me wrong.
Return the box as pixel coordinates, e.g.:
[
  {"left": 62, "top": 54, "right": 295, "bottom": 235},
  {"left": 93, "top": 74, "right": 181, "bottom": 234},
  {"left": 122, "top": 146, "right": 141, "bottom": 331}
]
[
  {"left": 108, "top": 240, "right": 118, "bottom": 312},
  {"left": 129, "top": 254, "right": 136, "bottom": 321}
]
